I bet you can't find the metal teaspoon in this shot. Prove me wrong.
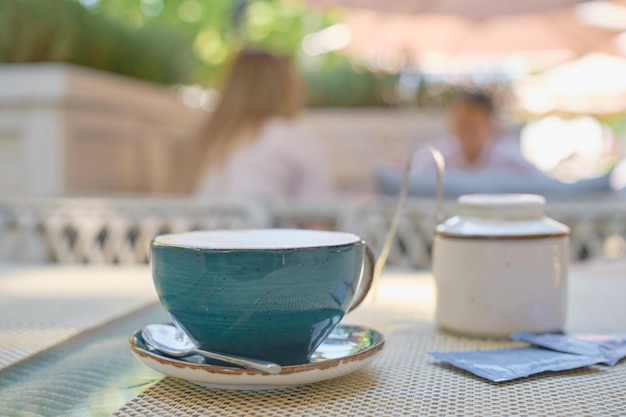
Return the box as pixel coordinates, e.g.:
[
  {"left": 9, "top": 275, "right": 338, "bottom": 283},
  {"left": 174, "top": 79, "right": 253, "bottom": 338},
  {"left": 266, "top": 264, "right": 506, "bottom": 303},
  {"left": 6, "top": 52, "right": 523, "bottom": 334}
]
[{"left": 141, "top": 323, "right": 282, "bottom": 375}]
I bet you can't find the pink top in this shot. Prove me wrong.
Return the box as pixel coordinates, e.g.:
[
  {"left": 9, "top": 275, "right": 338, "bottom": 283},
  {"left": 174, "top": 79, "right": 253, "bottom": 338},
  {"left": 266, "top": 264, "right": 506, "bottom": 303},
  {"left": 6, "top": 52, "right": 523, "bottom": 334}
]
[{"left": 194, "top": 118, "right": 332, "bottom": 201}]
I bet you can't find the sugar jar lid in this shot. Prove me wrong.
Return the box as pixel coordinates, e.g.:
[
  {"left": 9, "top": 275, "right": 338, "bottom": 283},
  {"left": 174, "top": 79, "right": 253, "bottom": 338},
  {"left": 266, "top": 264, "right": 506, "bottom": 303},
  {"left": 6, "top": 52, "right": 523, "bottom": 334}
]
[{"left": 457, "top": 194, "right": 545, "bottom": 220}]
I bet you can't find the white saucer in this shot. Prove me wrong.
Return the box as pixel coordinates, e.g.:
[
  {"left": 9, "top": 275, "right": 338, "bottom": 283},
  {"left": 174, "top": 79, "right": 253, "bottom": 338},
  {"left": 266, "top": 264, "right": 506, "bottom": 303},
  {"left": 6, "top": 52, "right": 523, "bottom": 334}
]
[{"left": 129, "top": 323, "right": 385, "bottom": 390}]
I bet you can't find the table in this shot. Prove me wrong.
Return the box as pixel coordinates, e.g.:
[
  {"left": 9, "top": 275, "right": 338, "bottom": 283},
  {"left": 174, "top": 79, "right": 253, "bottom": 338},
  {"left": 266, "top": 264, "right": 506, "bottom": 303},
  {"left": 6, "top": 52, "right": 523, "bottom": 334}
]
[{"left": 0, "top": 258, "right": 625, "bottom": 416}]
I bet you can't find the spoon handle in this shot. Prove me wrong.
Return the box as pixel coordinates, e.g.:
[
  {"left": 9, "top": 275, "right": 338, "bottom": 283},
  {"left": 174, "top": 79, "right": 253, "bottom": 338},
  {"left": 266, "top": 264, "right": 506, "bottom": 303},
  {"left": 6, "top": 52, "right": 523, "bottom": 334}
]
[{"left": 192, "top": 347, "right": 282, "bottom": 374}]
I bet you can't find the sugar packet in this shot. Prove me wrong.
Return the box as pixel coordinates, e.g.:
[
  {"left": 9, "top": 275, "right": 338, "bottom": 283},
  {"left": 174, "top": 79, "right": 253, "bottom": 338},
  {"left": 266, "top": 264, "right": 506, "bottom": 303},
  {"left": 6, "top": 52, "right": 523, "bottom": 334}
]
[
  {"left": 511, "top": 331, "right": 626, "bottom": 366},
  {"left": 429, "top": 347, "right": 605, "bottom": 382}
]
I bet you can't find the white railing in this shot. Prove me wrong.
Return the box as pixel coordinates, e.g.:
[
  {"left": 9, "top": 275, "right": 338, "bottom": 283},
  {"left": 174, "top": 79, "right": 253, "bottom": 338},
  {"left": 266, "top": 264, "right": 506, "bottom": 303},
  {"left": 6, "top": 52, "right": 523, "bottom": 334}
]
[
  {"left": 0, "top": 198, "right": 269, "bottom": 264},
  {"left": 1, "top": 196, "right": 624, "bottom": 267}
]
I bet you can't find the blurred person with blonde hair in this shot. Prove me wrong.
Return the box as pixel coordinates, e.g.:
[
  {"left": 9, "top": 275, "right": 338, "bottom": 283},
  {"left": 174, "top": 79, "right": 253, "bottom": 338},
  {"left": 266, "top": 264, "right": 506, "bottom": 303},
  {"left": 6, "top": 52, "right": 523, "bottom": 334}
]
[{"left": 189, "top": 49, "right": 332, "bottom": 201}]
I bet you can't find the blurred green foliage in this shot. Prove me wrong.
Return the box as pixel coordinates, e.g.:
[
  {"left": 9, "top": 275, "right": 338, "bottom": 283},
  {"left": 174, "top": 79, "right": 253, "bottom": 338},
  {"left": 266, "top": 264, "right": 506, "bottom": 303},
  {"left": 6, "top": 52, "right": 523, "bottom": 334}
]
[
  {"left": 303, "top": 54, "right": 399, "bottom": 107},
  {"left": 0, "top": 0, "right": 398, "bottom": 106},
  {"left": 76, "top": 0, "right": 319, "bottom": 84},
  {"left": 0, "top": 0, "right": 193, "bottom": 84}
]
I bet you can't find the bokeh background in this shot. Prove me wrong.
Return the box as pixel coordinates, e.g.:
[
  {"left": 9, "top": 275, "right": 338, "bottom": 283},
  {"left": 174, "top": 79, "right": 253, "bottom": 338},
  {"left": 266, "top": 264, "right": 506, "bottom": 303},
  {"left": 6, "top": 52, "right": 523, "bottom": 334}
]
[{"left": 2, "top": 0, "right": 626, "bottom": 195}]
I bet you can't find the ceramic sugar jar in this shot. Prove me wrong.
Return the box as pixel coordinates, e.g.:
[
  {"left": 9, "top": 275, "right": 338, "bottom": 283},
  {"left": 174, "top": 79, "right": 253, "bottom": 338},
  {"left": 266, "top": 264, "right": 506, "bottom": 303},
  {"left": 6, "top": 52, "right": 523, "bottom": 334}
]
[{"left": 433, "top": 194, "right": 570, "bottom": 338}]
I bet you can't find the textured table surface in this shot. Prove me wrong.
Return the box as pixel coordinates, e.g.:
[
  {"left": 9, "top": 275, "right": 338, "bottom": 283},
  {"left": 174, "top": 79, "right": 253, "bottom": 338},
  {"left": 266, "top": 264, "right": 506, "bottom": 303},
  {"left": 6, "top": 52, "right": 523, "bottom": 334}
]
[
  {"left": 0, "top": 264, "right": 156, "bottom": 371},
  {"left": 0, "top": 258, "right": 625, "bottom": 416}
]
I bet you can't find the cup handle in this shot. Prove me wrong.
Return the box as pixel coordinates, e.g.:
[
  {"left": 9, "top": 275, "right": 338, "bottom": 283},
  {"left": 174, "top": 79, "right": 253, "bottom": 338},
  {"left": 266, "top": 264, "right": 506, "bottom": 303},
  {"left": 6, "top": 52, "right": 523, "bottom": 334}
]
[{"left": 348, "top": 244, "right": 376, "bottom": 312}]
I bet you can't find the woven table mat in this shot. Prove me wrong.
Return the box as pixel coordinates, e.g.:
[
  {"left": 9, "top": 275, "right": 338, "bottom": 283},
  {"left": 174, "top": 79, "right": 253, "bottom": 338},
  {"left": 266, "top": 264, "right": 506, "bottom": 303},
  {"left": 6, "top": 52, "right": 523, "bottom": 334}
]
[
  {"left": 0, "top": 316, "right": 85, "bottom": 370},
  {"left": 0, "top": 265, "right": 156, "bottom": 370},
  {"left": 113, "top": 324, "right": 626, "bottom": 417},
  {"left": 0, "top": 304, "right": 166, "bottom": 417},
  {"left": 0, "top": 299, "right": 149, "bottom": 370}
]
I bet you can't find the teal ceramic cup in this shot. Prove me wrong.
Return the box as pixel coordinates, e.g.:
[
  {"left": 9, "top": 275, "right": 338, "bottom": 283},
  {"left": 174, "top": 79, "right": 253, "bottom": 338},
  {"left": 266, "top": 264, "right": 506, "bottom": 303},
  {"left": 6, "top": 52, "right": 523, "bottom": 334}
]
[{"left": 151, "top": 229, "right": 375, "bottom": 365}]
